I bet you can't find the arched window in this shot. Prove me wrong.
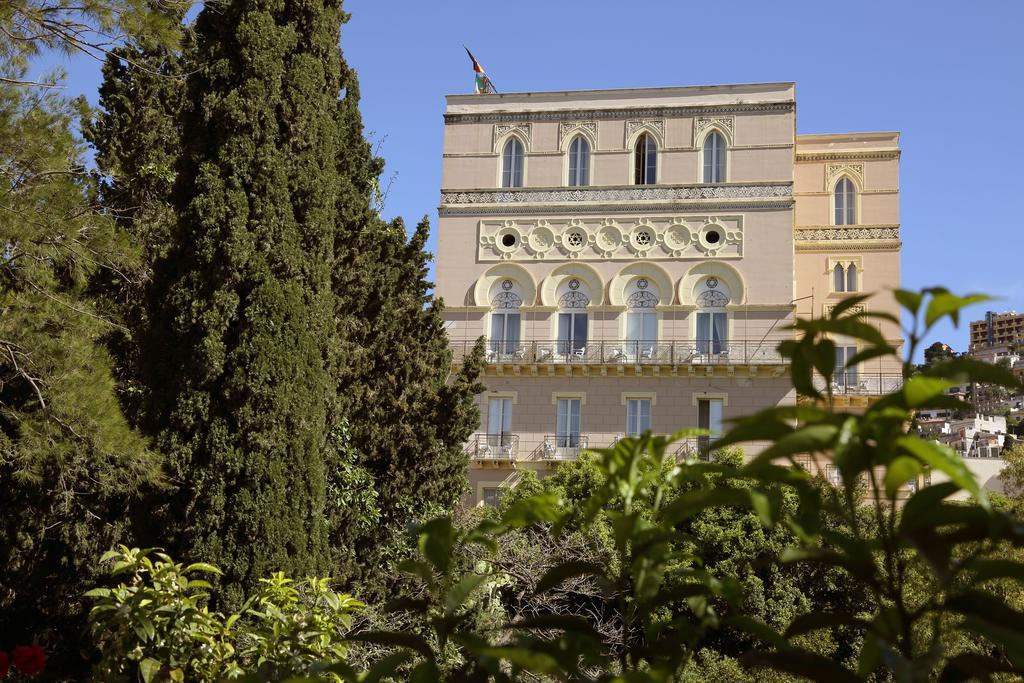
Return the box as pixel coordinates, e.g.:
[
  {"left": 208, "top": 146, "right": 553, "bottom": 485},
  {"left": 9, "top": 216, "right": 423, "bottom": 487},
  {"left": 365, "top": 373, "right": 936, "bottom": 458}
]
[
  {"left": 568, "top": 136, "right": 590, "bottom": 186},
  {"left": 557, "top": 278, "right": 589, "bottom": 356},
  {"left": 702, "top": 131, "right": 726, "bottom": 183},
  {"left": 634, "top": 133, "right": 657, "bottom": 185},
  {"left": 490, "top": 279, "right": 522, "bottom": 356},
  {"left": 625, "top": 278, "right": 659, "bottom": 358},
  {"left": 834, "top": 177, "right": 856, "bottom": 225},
  {"left": 502, "top": 138, "right": 524, "bottom": 188},
  {"left": 833, "top": 263, "right": 846, "bottom": 292},
  {"left": 846, "top": 263, "right": 858, "bottom": 292}
]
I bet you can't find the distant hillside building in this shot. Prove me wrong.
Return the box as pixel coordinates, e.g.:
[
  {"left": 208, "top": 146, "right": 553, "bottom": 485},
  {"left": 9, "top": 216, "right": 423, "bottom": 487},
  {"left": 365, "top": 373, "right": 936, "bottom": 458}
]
[
  {"left": 435, "top": 83, "right": 903, "bottom": 505},
  {"left": 971, "top": 311, "right": 1024, "bottom": 351}
]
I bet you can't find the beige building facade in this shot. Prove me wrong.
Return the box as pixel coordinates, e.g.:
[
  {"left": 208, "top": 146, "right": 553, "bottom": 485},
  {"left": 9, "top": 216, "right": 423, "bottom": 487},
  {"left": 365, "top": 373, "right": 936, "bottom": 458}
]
[{"left": 435, "top": 83, "right": 903, "bottom": 505}]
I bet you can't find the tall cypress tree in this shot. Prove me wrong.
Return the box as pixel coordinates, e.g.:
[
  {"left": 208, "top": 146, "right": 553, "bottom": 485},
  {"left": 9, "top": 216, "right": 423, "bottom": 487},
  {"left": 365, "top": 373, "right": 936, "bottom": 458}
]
[
  {"left": 91, "top": 1, "right": 486, "bottom": 601},
  {"left": 142, "top": 0, "right": 350, "bottom": 604}
]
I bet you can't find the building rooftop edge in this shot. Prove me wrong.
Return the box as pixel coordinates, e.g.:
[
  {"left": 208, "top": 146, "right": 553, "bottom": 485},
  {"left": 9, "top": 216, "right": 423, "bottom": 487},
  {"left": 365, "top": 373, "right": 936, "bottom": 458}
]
[{"left": 446, "top": 81, "right": 796, "bottom": 102}]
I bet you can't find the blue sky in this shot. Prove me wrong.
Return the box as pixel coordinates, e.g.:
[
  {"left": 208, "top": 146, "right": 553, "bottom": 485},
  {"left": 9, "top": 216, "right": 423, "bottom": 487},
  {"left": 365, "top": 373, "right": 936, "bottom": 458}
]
[{"left": 40, "top": 0, "right": 1023, "bottom": 358}]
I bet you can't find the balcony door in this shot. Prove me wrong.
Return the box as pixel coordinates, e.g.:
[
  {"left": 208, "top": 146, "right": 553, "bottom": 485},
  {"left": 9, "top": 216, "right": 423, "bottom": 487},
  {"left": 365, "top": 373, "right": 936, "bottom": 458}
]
[
  {"left": 487, "top": 398, "right": 512, "bottom": 448},
  {"left": 697, "top": 397, "right": 723, "bottom": 454},
  {"left": 556, "top": 398, "right": 581, "bottom": 449},
  {"left": 696, "top": 311, "right": 728, "bottom": 355},
  {"left": 490, "top": 311, "right": 520, "bottom": 356},
  {"left": 626, "top": 311, "right": 657, "bottom": 358},
  {"left": 557, "top": 312, "right": 587, "bottom": 356},
  {"left": 835, "top": 345, "right": 858, "bottom": 389}
]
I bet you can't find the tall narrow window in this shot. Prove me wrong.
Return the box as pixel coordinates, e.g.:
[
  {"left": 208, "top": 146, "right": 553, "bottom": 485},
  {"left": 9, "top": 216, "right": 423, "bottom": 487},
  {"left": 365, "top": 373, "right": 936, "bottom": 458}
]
[
  {"left": 702, "top": 131, "right": 726, "bottom": 183},
  {"left": 568, "top": 136, "right": 590, "bottom": 186},
  {"left": 556, "top": 398, "right": 581, "bottom": 448},
  {"left": 846, "top": 263, "right": 858, "bottom": 292},
  {"left": 835, "top": 345, "right": 858, "bottom": 390},
  {"left": 834, "top": 177, "right": 856, "bottom": 225},
  {"left": 634, "top": 133, "right": 657, "bottom": 185},
  {"left": 487, "top": 398, "right": 512, "bottom": 449},
  {"left": 557, "top": 281, "right": 589, "bottom": 357},
  {"left": 696, "top": 311, "right": 728, "bottom": 355},
  {"left": 490, "top": 280, "right": 522, "bottom": 356},
  {"left": 833, "top": 263, "right": 846, "bottom": 292},
  {"left": 697, "top": 398, "right": 723, "bottom": 453},
  {"left": 626, "top": 281, "right": 658, "bottom": 358},
  {"left": 626, "top": 398, "right": 651, "bottom": 437},
  {"left": 502, "top": 137, "right": 524, "bottom": 188}
]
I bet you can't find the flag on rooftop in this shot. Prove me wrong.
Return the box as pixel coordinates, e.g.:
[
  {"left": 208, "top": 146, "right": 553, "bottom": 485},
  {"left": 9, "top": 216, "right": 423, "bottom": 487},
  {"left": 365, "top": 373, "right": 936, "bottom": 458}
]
[{"left": 464, "top": 46, "right": 497, "bottom": 94}]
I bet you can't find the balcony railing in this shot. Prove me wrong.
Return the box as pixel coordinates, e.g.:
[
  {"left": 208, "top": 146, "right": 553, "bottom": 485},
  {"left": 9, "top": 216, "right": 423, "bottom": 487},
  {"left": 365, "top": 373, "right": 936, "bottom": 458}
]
[
  {"left": 451, "top": 339, "right": 791, "bottom": 366},
  {"left": 673, "top": 436, "right": 715, "bottom": 462},
  {"left": 812, "top": 373, "right": 905, "bottom": 396},
  {"left": 469, "top": 433, "right": 520, "bottom": 460},
  {"left": 540, "top": 434, "right": 590, "bottom": 460}
]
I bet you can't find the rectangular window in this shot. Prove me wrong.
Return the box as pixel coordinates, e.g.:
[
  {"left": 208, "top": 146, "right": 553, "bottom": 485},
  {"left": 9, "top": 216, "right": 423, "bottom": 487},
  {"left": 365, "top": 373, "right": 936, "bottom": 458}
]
[
  {"left": 487, "top": 398, "right": 512, "bottom": 448},
  {"left": 697, "top": 398, "right": 723, "bottom": 453},
  {"left": 626, "top": 398, "right": 651, "bottom": 436},
  {"left": 482, "top": 487, "right": 502, "bottom": 507},
  {"left": 696, "top": 312, "right": 728, "bottom": 355},
  {"left": 626, "top": 311, "right": 657, "bottom": 357},
  {"left": 490, "top": 312, "right": 520, "bottom": 355},
  {"left": 835, "top": 346, "right": 859, "bottom": 389},
  {"left": 557, "top": 312, "right": 588, "bottom": 356},
  {"left": 556, "top": 398, "right": 581, "bottom": 447}
]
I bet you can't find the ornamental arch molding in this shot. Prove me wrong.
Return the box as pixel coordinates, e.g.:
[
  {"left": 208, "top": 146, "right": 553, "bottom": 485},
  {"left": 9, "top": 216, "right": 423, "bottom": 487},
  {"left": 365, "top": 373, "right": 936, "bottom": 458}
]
[
  {"left": 825, "top": 163, "right": 864, "bottom": 192},
  {"left": 609, "top": 262, "right": 674, "bottom": 307},
  {"left": 473, "top": 263, "right": 538, "bottom": 307},
  {"left": 693, "top": 116, "right": 735, "bottom": 147},
  {"left": 678, "top": 261, "right": 745, "bottom": 306},
  {"left": 540, "top": 263, "right": 605, "bottom": 307},
  {"left": 559, "top": 121, "right": 598, "bottom": 151},
  {"left": 624, "top": 119, "right": 666, "bottom": 150},
  {"left": 493, "top": 124, "right": 532, "bottom": 154}
]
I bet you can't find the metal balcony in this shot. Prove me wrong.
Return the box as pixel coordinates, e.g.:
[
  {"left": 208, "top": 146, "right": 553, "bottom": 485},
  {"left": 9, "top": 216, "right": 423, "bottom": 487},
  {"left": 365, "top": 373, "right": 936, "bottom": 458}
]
[
  {"left": 812, "top": 373, "right": 905, "bottom": 396},
  {"left": 470, "top": 433, "right": 519, "bottom": 461},
  {"left": 540, "top": 434, "right": 590, "bottom": 460},
  {"left": 452, "top": 339, "right": 790, "bottom": 366}
]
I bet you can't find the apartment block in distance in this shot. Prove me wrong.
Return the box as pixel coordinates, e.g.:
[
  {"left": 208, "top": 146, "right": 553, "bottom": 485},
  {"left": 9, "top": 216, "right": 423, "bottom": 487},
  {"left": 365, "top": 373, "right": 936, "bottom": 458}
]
[
  {"left": 435, "top": 83, "right": 903, "bottom": 506},
  {"left": 970, "top": 311, "right": 1024, "bottom": 351}
]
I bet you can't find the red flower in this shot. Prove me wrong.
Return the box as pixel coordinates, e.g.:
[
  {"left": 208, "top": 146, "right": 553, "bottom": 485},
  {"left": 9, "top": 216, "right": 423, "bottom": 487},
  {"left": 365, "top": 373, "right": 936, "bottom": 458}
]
[
  {"left": 0, "top": 650, "right": 9, "bottom": 680},
  {"left": 12, "top": 645, "right": 46, "bottom": 677}
]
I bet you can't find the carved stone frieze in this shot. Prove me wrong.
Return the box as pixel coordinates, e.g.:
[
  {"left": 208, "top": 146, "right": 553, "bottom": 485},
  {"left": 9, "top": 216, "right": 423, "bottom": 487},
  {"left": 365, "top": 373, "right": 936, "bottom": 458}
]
[
  {"left": 794, "top": 227, "right": 899, "bottom": 241},
  {"left": 823, "top": 302, "right": 867, "bottom": 318},
  {"left": 694, "top": 116, "right": 735, "bottom": 144},
  {"left": 478, "top": 215, "right": 743, "bottom": 262},
  {"left": 441, "top": 183, "right": 792, "bottom": 205},
  {"left": 559, "top": 121, "right": 597, "bottom": 147},
  {"left": 493, "top": 123, "right": 531, "bottom": 152},
  {"left": 625, "top": 119, "right": 665, "bottom": 145},
  {"left": 825, "top": 162, "right": 864, "bottom": 188}
]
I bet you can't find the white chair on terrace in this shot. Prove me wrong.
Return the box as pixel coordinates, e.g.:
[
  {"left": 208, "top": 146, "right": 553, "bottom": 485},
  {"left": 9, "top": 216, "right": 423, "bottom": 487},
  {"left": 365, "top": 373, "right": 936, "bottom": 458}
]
[{"left": 641, "top": 346, "right": 655, "bottom": 361}]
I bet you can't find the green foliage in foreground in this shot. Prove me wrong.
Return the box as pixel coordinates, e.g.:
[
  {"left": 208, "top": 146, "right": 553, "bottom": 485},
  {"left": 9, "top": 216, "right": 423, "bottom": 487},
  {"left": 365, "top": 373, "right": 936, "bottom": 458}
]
[{"left": 87, "top": 289, "right": 1024, "bottom": 681}]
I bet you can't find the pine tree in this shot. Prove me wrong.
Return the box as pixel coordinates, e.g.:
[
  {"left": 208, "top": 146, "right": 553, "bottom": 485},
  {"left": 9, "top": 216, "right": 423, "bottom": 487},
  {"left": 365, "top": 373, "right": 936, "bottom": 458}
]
[
  {"left": 141, "top": 0, "right": 353, "bottom": 605},
  {"left": 0, "top": 68, "right": 160, "bottom": 672}
]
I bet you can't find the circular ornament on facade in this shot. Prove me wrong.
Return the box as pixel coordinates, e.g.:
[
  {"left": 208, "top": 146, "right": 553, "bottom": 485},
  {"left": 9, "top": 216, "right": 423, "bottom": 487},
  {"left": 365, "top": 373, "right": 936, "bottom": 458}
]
[
  {"left": 698, "top": 223, "right": 726, "bottom": 254},
  {"left": 706, "top": 277, "right": 718, "bottom": 289},
  {"left": 568, "top": 278, "right": 580, "bottom": 290},
  {"left": 664, "top": 221, "right": 692, "bottom": 252},
  {"left": 495, "top": 224, "right": 522, "bottom": 254},
  {"left": 637, "top": 278, "right": 649, "bottom": 290},
  {"left": 501, "top": 279, "right": 514, "bottom": 291},
  {"left": 528, "top": 223, "right": 554, "bottom": 255}
]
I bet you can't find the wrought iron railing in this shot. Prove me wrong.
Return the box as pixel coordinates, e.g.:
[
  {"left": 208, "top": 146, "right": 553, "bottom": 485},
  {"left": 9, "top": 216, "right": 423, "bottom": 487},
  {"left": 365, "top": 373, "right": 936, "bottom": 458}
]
[
  {"left": 540, "top": 434, "right": 590, "bottom": 460},
  {"left": 812, "top": 373, "right": 905, "bottom": 396},
  {"left": 452, "top": 339, "right": 792, "bottom": 366},
  {"left": 673, "top": 436, "right": 714, "bottom": 462},
  {"left": 469, "top": 433, "right": 519, "bottom": 460}
]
